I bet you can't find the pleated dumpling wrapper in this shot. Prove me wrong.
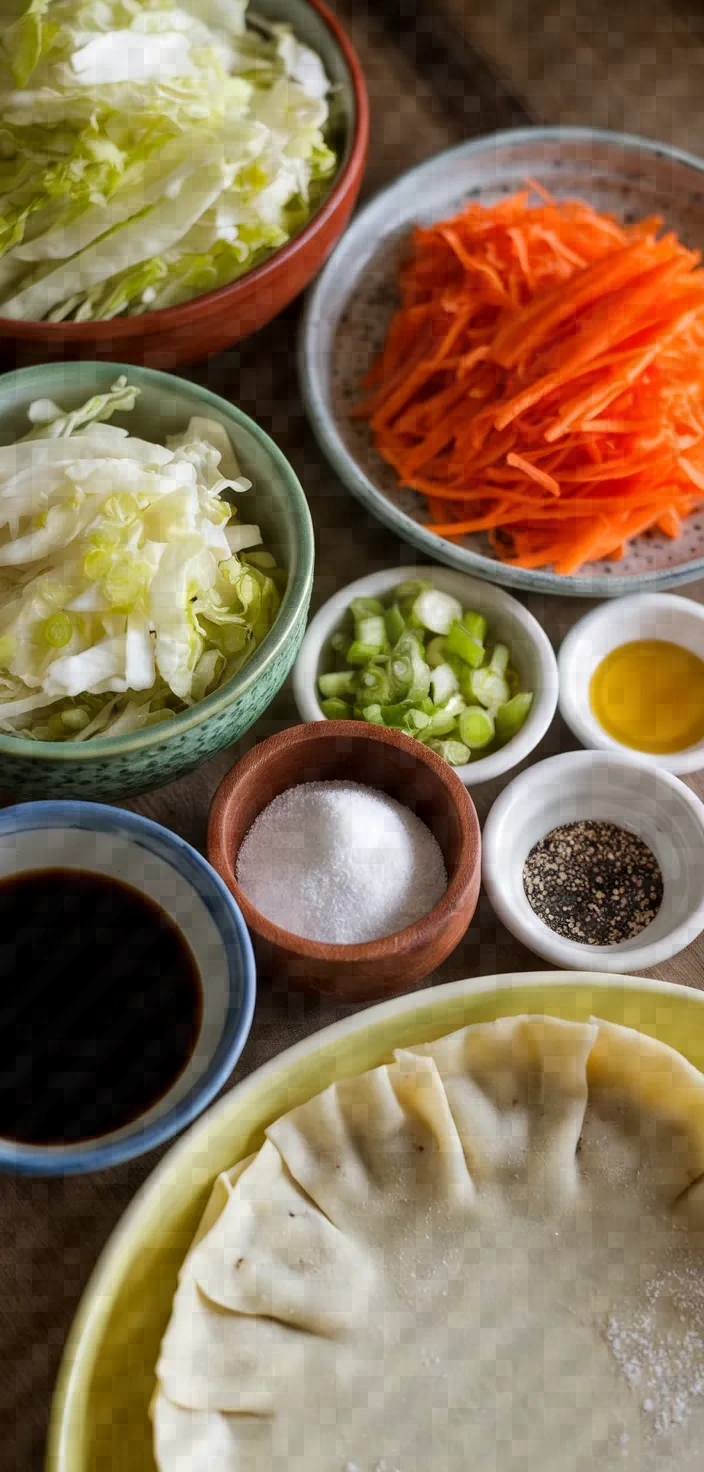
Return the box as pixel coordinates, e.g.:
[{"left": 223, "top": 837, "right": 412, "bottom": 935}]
[{"left": 153, "top": 1015, "right": 704, "bottom": 1471}]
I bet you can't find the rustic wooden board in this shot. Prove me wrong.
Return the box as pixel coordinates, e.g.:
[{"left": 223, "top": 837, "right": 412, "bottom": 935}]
[
  {"left": 437, "top": 0, "right": 704, "bottom": 152},
  {"left": 2, "top": 2, "right": 703, "bottom": 1467}
]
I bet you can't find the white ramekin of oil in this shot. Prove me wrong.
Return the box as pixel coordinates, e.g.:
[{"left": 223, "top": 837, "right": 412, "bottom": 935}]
[{"left": 558, "top": 592, "right": 704, "bottom": 775}]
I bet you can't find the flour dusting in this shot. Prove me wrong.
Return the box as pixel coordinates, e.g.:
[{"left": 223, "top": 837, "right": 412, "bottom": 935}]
[{"left": 605, "top": 1264, "right": 704, "bottom": 1434}]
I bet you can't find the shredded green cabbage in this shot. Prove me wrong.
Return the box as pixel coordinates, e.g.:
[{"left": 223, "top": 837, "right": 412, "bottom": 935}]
[
  {"left": 0, "top": 376, "right": 284, "bottom": 740},
  {"left": 0, "top": 0, "right": 337, "bottom": 320}
]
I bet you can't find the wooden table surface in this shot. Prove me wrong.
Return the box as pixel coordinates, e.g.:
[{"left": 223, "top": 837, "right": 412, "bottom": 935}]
[{"left": 3, "top": 2, "right": 704, "bottom": 1466}]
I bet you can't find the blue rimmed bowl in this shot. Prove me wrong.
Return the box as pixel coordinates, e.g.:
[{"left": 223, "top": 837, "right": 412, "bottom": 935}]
[
  {"left": 0, "top": 361, "right": 315, "bottom": 801},
  {"left": 301, "top": 126, "right": 704, "bottom": 598},
  {"left": 0, "top": 802, "right": 256, "bottom": 1176}
]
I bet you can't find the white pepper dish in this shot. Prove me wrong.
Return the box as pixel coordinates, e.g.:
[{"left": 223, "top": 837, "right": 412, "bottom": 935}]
[
  {"left": 482, "top": 750, "right": 704, "bottom": 972},
  {"left": 558, "top": 591, "right": 704, "bottom": 775},
  {"left": 292, "top": 565, "right": 559, "bottom": 787}
]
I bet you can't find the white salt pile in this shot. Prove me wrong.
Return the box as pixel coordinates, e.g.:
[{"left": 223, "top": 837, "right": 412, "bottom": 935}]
[{"left": 235, "top": 780, "right": 447, "bottom": 944}]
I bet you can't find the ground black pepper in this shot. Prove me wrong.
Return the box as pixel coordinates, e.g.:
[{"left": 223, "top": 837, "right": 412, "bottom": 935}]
[{"left": 522, "top": 820, "right": 663, "bottom": 946}]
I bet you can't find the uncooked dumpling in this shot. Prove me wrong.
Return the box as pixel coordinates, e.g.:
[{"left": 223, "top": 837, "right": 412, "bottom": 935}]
[{"left": 152, "top": 1015, "right": 704, "bottom": 1470}]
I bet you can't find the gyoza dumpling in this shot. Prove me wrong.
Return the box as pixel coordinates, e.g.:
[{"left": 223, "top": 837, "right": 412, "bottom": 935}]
[{"left": 152, "top": 1015, "right": 704, "bottom": 1472}]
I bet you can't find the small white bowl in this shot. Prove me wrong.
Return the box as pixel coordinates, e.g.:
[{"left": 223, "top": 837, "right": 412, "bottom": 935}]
[
  {"left": 482, "top": 751, "right": 704, "bottom": 972},
  {"left": 292, "top": 565, "right": 559, "bottom": 786},
  {"left": 559, "top": 592, "right": 704, "bottom": 775}
]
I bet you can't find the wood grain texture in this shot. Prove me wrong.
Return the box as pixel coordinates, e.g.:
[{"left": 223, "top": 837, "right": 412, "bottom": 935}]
[
  {"left": 436, "top": 0, "right": 704, "bottom": 152},
  {"left": 2, "top": 2, "right": 704, "bottom": 1468}
]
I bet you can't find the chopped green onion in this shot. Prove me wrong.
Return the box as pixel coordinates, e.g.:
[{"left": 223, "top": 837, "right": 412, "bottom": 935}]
[
  {"left": 445, "top": 619, "right": 485, "bottom": 669},
  {"left": 495, "top": 692, "right": 533, "bottom": 741},
  {"left": 378, "top": 698, "right": 433, "bottom": 725},
  {"left": 396, "top": 580, "right": 433, "bottom": 625},
  {"left": 428, "top": 738, "right": 471, "bottom": 766},
  {"left": 429, "top": 662, "right": 459, "bottom": 706},
  {"left": 402, "top": 708, "right": 431, "bottom": 736},
  {"left": 320, "top": 697, "right": 352, "bottom": 719},
  {"left": 319, "top": 583, "right": 534, "bottom": 764},
  {"left": 354, "top": 614, "right": 387, "bottom": 652},
  {"left": 425, "top": 635, "right": 447, "bottom": 668},
  {"left": 378, "top": 705, "right": 431, "bottom": 735},
  {"left": 347, "top": 640, "right": 385, "bottom": 666},
  {"left": 489, "top": 643, "right": 510, "bottom": 677},
  {"left": 412, "top": 588, "right": 463, "bottom": 635},
  {"left": 384, "top": 603, "right": 406, "bottom": 645},
  {"left": 389, "top": 633, "right": 431, "bottom": 702},
  {"left": 441, "top": 693, "right": 467, "bottom": 720},
  {"left": 330, "top": 630, "right": 352, "bottom": 658},
  {"left": 318, "top": 670, "right": 358, "bottom": 699},
  {"left": 362, "top": 703, "right": 385, "bottom": 725},
  {"left": 462, "top": 610, "right": 488, "bottom": 643},
  {"left": 425, "top": 706, "right": 461, "bottom": 738},
  {"left": 458, "top": 705, "right": 495, "bottom": 749},
  {"left": 393, "top": 579, "right": 431, "bottom": 604},
  {"left": 408, "top": 627, "right": 428, "bottom": 651},
  {"left": 350, "top": 596, "right": 386, "bottom": 620},
  {"left": 357, "top": 664, "right": 392, "bottom": 704},
  {"left": 469, "top": 666, "right": 510, "bottom": 710}
]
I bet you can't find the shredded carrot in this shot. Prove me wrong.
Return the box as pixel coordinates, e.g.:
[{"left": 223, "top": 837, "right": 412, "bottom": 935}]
[
  {"left": 506, "top": 453, "right": 561, "bottom": 495},
  {"left": 357, "top": 187, "right": 704, "bottom": 573}
]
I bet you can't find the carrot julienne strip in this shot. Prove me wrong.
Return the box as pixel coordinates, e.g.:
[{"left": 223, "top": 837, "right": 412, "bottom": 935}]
[
  {"left": 356, "top": 188, "right": 704, "bottom": 573},
  {"left": 506, "top": 453, "right": 561, "bottom": 495}
]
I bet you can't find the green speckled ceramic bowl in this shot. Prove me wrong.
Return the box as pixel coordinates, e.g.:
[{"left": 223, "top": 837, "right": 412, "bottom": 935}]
[{"left": 0, "top": 363, "right": 314, "bottom": 801}]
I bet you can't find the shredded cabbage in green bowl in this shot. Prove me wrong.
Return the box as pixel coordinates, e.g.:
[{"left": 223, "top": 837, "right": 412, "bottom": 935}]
[
  {"left": 0, "top": 0, "right": 338, "bottom": 320},
  {"left": 0, "top": 375, "right": 285, "bottom": 739}
]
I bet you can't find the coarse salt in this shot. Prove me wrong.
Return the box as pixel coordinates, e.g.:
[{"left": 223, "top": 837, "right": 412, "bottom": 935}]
[{"left": 235, "top": 780, "right": 447, "bottom": 944}]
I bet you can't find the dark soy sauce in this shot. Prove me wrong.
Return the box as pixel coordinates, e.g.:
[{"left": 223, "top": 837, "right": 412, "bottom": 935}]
[{"left": 0, "top": 869, "right": 202, "bottom": 1146}]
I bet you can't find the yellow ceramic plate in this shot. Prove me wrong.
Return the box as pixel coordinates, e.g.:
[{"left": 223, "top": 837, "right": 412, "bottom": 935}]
[{"left": 48, "top": 970, "right": 704, "bottom": 1472}]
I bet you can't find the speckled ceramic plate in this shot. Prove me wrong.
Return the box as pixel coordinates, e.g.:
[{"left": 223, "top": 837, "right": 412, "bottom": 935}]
[{"left": 300, "top": 127, "right": 704, "bottom": 598}]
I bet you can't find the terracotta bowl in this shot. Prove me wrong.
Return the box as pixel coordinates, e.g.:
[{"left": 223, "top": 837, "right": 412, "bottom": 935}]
[
  {"left": 207, "top": 722, "right": 481, "bottom": 1001},
  {"left": 0, "top": 0, "right": 369, "bottom": 371}
]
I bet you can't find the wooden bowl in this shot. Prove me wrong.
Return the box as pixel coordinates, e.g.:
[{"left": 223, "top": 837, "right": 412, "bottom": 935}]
[
  {"left": 0, "top": 0, "right": 369, "bottom": 371},
  {"left": 207, "top": 722, "right": 481, "bottom": 1001}
]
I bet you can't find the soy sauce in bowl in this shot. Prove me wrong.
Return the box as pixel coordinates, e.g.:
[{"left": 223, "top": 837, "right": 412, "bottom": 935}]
[{"left": 0, "top": 869, "right": 202, "bottom": 1147}]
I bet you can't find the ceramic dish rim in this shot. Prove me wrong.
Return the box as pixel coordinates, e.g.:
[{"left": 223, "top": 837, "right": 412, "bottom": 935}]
[
  {"left": 291, "top": 564, "right": 559, "bottom": 785},
  {"left": 481, "top": 749, "right": 704, "bottom": 971},
  {"left": 0, "top": 362, "right": 314, "bottom": 762},
  {"left": 0, "top": 0, "right": 370, "bottom": 343},
  {"left": 300, "top": 124, "right": 704, "bottom": 599},
  {"left": 207, "top": 718, "right": 481, "bottom": 960},
  {"left": 0, "top": 800, "right": 256, "bottom": 1175},
  {"left": 558, "top": 591, "right": 704, "bottom": 774},
  {"left": 47, "top": 966, "right": 704, "bottom": 1472}
]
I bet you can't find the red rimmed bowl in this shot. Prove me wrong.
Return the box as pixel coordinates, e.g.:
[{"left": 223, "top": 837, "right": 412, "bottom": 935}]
[
  {"left": 0, "top": 0, "right": 369, "bottom": 372},
  {"left": 207, "top": 722, "right": 482, "bottom": 1002}
]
